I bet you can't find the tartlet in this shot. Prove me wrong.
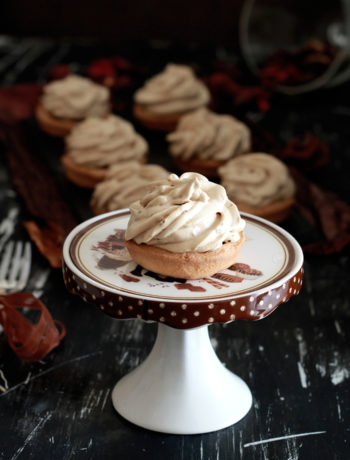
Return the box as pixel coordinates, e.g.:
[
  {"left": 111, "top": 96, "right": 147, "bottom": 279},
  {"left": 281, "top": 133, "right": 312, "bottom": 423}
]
[
  {"left": 167, "top": 108, "right": 251, "bottom": 177},
  {"left": 35, "top": 74, "right": 110, "bottom": 137},
  {"left": 218, "top": 153, "right": 296, "bottom": 223},
  {"left": 90, "top": 161, "right": 169, "bottom": 214},
  {"left": 124, "top": 172, "right": 245, "bottom": 279},
  {"left": 61, "top": 115, "right": 148, "bottom": 188},
  {"left": 133, "top": 64, "right": 210, "bottom": 132}
]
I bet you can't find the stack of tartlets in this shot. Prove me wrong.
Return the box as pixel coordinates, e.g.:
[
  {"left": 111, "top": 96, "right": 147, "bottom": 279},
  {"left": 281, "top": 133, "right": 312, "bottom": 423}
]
[
  {"left": 218, "top": 153, "right": 296, "bottom": 223},
  {"left": 61, "top": 115, "right": 148, "bottom": 188},
  {"left": 133, "top": 64, "right": 210, "bottom": 132},
  {"left": 91, "top": 161, "right": 169, "bottom": 214},
  {"left": 167, "top": 107, "right": 251, "bottom": 177},
  {"left": 36, "top": 74, "right": 110, "bottom": 137}
]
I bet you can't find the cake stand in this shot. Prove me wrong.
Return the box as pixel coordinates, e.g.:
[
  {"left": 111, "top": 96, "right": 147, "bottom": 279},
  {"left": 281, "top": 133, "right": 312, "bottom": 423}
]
[{"left": 62, "top": 210, "right": 303, "bottom": 434}]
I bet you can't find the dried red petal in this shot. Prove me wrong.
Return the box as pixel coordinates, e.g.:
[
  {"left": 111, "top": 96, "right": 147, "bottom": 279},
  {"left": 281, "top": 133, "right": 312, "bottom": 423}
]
[
  {"left": 0, "top": 293, "right": 66, "bottom": 362},
  {"left": 48, "top": 64, "right": 72, "bottom": 81},
  {"left": 87, "top": 59, "right": 117, "bottom": 79},
  {"left": 279, "top": 132, "right": 330, "bottom": 170}
]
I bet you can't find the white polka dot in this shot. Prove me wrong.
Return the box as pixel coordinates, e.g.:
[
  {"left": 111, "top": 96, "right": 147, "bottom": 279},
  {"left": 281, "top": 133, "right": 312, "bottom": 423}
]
[
  {"left": 82, "top": 296, "right": 87, "bottom": 302},
  {"left": 249, "top": 296, "right": 254, "bottom": 302},
  {"left": 289, "top": 288, "right": 292, "bottom": 293},
  {"left": 108, "top": 301, "right": 113, "bottom": 307},
  {"left": 230, "top": 300, "right": 236, "bottom": 306},
  {"left": 293, "top": 277, "right": 296, "bottom": 282},
  {"left": 77, "top": 286, "right": 80, "bottom": 291},
  {"left": 92, "top": 295, "right": 96, "bottom": 300},
  {"left": 83, "top": 283, "right": 87, "bottom": 289},
  {"left": 0, "top": 305, "right": 3, "bottom": 310},
  {"left": 240, "top": 305, "right": 246, "bottom": 311},
  {"left": 282, "top": 283, "right": 286, "bottom": 289},
  {"left": 250, "top": 310, "right": 255, "bottom": 316},
  {"left": 276, "top": 294, "right": 280, "bottom": 299},
  {"left": 268, "top": 290, "right": 272, "bottom": 296},
  {"left": 208, "top": 303, "right": 214, "bottom": 309},
  {"left": 136, "top": 314, "right": 142, "bottom": 319},
  {"left": 194, "top": 311, "right": 200, "bottom": 317},
  {"left": 181, "top": 304, "right": 187, "bottom": 310},
  {"left": 128, "top": 305, "right": 133, "bottom": 311},
  {"left": 294, "top": 289, "right": 297, "bottom": 295},
  {"left": 268, "top": 303, "right": 273, "bottom": 309},
  {"left": 101, "top": 291, "right": 105, "bottom": 297},
  {"left": 170, "top": 311, "right": 177, "bottom": 317},
  {"left": 283, "top": 297, "right": 286, "bottom": 302},
  {"left": 72, "top": 275, "right": 75, "bottom": 280},
  {"left": 159, "top": 316, "right": 165, "bottom": 322},
  {"left": 259, "top": 300, "right": 264, "bottom": 306},
  {"left": 182, "top": 318, "right": 188, "bottom": 324},
  {"left": 259, "top": 314, "right": 264, "bottom": 319},
  {"left": 159, "top": 303, "right": 165, "bottom": 309},
  {"left": 230, "top": 314, "right": 236, "bottom": 320},
  {"left": 208, "top": 317, "right": 214, "bottom": 323},
  {"left": 100, "top": 305, "right": 105, "bottom": 310},
  {"left": 148, "top": 309, "right": 153, "bottom": 314},
  {"left": 117, "top": 309, "right": 123, "bottom": 315},
  {"left": 138, "top": 300, "right": 143, "bottom": 306},
  {"left": 118, "top": 296, "right": 123, "bottom": 302},
  {"left": 220, "top": 309, "right": 226, "bottom": 315}
]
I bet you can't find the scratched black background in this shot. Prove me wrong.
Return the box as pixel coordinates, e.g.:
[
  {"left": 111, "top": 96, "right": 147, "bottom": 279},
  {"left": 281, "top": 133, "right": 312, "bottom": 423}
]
[{"left": 0, "top": 37, "right": 350, "bottom": 460}]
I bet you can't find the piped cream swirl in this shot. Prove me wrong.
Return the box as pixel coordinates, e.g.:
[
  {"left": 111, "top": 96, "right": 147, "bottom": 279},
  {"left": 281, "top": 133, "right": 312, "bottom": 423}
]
[
  {"left": 134, "top": 64, "right": 210, "bottom": 115},
  {"left": 167, "top": 108, "right": 251, "bottom": 161},
  {"left": 218, "top": 153, "right": 296, "bottom": 207},
  {"left": 91, "top": 162, "right": 169, "bottom": 213},
  {"left": 41, "top": 75, "right": 110, "bottom": 120},
  {"left": 65, "top": 115, "right": 148, "bottom": 168},
  {"left": 125, "top": 172, "right": 245, "bottom": 253}
]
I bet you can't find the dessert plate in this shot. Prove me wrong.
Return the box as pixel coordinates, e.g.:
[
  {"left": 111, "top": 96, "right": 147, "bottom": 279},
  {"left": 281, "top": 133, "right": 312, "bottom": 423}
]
[{"left": 63, "top": 210, "right": 303, "bottom": 434}]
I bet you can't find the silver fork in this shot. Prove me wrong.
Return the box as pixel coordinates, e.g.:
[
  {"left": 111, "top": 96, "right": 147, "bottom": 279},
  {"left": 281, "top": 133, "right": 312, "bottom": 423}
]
[{"left": 0, "top": 241, "right": 32, "bottom": 294}]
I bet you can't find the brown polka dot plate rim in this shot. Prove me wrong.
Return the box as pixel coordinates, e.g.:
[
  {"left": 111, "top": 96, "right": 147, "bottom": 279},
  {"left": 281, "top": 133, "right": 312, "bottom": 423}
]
[{"left": 63, "top": 210, "right": 304, "bottom": 329}]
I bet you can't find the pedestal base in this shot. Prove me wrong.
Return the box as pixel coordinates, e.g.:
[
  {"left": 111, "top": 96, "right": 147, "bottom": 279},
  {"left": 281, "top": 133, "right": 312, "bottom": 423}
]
[{"left": 112, "top": 324, "right": 252, "bottom": 434}]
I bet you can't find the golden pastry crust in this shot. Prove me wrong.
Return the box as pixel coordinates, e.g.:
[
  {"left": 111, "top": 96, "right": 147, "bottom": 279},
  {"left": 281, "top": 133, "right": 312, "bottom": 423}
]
[
  {"left": 61, "top": 154, "right": 147, "bottom": 189},
  {"left": 172, "top": 156, "right": 224, "bottom": 178},
  {"left": 133, "top": 103, "right": 189, "bottom": 132},
  {"left": 61, "top": 154, "right": 107, "bottom": 188},
  {"left": 35, "top": 103, "right": 76, "bottom": 137},
  {"left": 125, "top": 232, "right": 245, "bottom": 280},
  {"left": 237, "top": 198, "right": 295, "bottom": 223}
]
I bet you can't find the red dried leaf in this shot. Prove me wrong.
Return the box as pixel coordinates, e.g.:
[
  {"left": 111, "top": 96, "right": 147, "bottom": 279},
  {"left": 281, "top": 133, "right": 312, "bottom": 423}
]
[
  {"left": 0, "top": 293, "right": 66, "bottom": 362},
  {"left": 291, "top": 168, "right": 350, "bottom": 254},
  {"left": 24, "top": 221, "right": 64, "bottom": 268}
]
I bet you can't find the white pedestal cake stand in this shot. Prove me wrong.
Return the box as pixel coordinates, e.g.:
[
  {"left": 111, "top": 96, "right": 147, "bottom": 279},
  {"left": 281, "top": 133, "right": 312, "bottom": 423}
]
[{"left": 63, "top": 210, "right": 304, "bottom": 434}]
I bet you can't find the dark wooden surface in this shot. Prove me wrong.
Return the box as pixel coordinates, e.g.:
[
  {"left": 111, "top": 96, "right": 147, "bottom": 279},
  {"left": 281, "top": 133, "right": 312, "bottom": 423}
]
[{"left": 0, "top": 37, "right": 350, "bottom": 460}]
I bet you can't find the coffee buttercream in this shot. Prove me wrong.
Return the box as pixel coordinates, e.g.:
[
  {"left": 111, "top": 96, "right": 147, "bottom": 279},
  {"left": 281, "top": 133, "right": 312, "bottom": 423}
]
[
  {"left": 41, "top": 75, "right": 110, "bottom": 120},
  {"left": 125, "top": 172, "right": 245, "bottom": 253},
  {"left": 65, "top": 115, "right": 148, "bottom": 168},
  {"left": 91, "top": 162, "right": 169, "bottom": 213},
  {"left": 167, "top": 108, "right": 251, "bottom": 161},
  {"left": 134, "top": 64, "right": 210, "bottom": 115},
  {"left": 219, "top": 153, "right": 296, "bottom": 207}
]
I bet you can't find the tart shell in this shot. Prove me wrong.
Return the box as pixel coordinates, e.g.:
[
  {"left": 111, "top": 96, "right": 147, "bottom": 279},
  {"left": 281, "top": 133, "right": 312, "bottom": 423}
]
[{"left": 125, "top": 232, "right": 245, "bottom": 280}]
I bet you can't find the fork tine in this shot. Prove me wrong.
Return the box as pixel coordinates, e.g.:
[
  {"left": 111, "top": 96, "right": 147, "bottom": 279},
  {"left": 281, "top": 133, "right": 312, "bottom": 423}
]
[
  {"left": 8, "top": 241, "right": 23, "bottom": 283},
  {"left": 0, "top": 240, "right": 14, "bottom": 281},
  {"left": 18, "top": 242, "right": 32, "bottom": 288}
]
